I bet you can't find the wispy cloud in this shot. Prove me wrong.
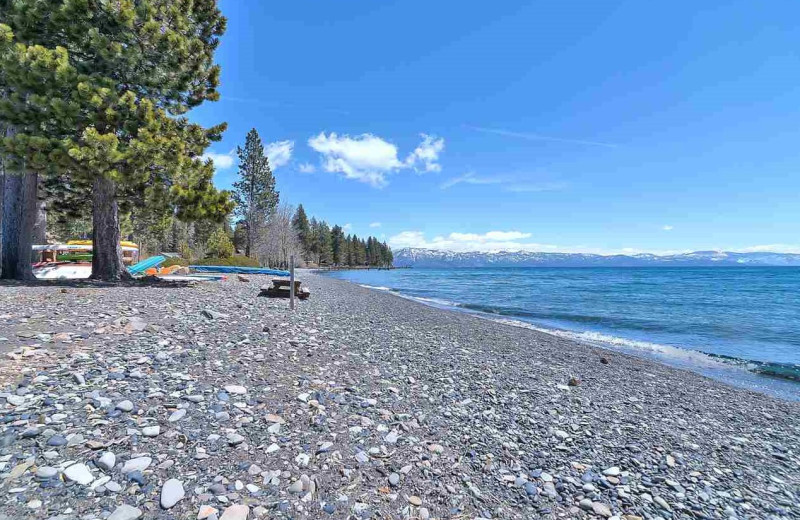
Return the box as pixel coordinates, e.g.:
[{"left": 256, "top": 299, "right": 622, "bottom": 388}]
[
  {"left": 466, "top": 125, "right": 619, "bottom": 149},
  {"left": 298, "top": 163, "right": 316, "bottom": 173},
  {"left": 369, "top": 222, "right": 382, "bottom": 228},
  {"left": 405, "top": 134, "right": 445, "bottom": 172},
  {"left": 441, "top": 172, "right": 567, "bottom": 192},
  {"left": 308, "top": 132, "right": 445, "bottom": 187},
  {"left": 662, "top": 225, "right": 674, "bottom": 231},
  {"left": 201, "top": 149, "right": 236, "bottom": 172},
  {"left": 264, "top": 140, "right": 293, "bottom": 169}
]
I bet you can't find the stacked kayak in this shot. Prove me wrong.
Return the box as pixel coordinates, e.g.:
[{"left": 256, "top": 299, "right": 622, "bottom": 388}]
[{"left": 190, "top": 265, "right": 290, "bottom": 276}]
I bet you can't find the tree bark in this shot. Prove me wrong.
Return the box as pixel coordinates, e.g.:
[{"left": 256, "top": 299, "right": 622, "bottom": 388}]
[
  {"left": 1, "top": 170, "right": 38, "bottom": 280},
  {"left": 90, "top": 176, "right": 131, "bottom": 281}
]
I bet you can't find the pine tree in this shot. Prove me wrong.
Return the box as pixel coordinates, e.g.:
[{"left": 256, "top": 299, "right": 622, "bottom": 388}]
[
  {"left": 0, "top": 0, "right": 231, "bottom": 281},
  {"left": 316, "top": 221, "right": 333, "bottom": 266},
  {"left": 232, "top": 128, "right": 279, "bottom": 257},
  {"left": 330, "top": 225, "right": 344, "bottom": 265},
  {"left": 292, "top": 204, "right": 311, "bottom": 261}
]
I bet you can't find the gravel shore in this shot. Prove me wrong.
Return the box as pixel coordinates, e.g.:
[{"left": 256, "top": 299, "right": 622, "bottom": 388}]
[{"left": 0, "top": 272, "right": 798, "bottom": 520}]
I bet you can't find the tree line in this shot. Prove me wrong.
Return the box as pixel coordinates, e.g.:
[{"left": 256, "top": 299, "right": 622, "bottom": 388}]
[{"left": 291, "top": 205, "right": 393, "bottom": 268}]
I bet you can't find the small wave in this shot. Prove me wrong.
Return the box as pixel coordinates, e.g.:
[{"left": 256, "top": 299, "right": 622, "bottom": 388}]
[
  {"left": 396, "top": 293, "right": 462, "bottom": 308},
  {"left": 490, "top": 317, "right": 726, "bottom": 368},
  {"left": 358, "top": 284, "right": 393, "bottom": 292}
]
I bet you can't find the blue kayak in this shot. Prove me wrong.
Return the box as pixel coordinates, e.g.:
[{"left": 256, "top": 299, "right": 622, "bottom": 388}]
[
  {"left": 190, "top": 265, "right": 290, "bottom": 276},
  {"left": 129, "top": 255, "right": 166, "bottom": 274}
]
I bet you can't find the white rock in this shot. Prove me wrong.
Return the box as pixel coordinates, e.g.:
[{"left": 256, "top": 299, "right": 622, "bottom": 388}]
[
  {"left": 116, "top": 400, "right": 134, "bottom": 412},
  {"left": 224, "top": 385, "right": 247, "bottom": 395},
  {"left": 161, "top": 478, "right": 186, "bottom": 509},
  {"left": 64, "top": 463, "right": 94, "bottom": 485},
  {"left": 97, "top": 452, "right": 116, "bottom": 471},
  {"left": 122, "top": 456, "right": 152, "bottom": 474},
  {"left": 169, "top": 409, "right": 187, "bottom": 422},
  {"left": 108, "top": 504, "right": 143, "bottom": 520},
  {"left": 142, "top": 426, "right": 161, "bottom": 437},
  {"left": 603, "top": 466, "right": 621, "bottom": 476}
]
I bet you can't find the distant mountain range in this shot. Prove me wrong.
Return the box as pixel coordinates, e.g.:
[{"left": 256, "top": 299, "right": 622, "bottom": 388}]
[{"left": 393, "top": 248, "right": 800, "bottom": 268}]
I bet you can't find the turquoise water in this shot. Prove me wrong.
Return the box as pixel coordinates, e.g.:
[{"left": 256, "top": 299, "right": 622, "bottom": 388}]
[{"left": 321, "top": 267, "right": 800, "bottom": 400}]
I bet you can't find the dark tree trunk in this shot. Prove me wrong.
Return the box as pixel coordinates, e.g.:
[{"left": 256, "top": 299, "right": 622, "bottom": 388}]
[
  {"left": 1, "top": 170, "right": 38, "bottom": 280},
  {"left": 90, "top": 176, "right": 131, "bottom": 281}
]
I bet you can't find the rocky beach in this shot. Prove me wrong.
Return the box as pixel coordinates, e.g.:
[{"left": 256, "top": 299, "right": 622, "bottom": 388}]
[{"left": 0, "top": 272, "right": 797, "bottom": 520}]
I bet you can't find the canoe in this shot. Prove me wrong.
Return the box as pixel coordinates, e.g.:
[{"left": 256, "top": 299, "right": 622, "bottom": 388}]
[
  {"left": 190, "top": 265, "right": 290, "bottom": 276},
  {"left": 129, "top": 255, "right": 166, "bottom": 275}
]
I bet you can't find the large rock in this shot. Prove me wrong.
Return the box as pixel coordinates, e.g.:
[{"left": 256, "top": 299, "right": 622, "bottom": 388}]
[
  {"left": 64, "top": 463, "right": 93, "bottom": 485},
  {"left": 219, "top": 504, "right": 250, "bottom": 520},
  {"left": 108, "top": 504, "right": 143, "bottom": 520},
  {"left": 161, "top": 478, "right": 186, "bottom": 509}
]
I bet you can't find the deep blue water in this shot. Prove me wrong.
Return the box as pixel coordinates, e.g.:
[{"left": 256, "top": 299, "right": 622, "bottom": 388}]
[{"left": 320, "top": 267, "right": 800, "bottom": 400}]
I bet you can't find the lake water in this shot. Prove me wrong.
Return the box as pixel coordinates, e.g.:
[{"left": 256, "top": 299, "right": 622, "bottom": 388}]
[{"left": 320, "top": 267, "right": 800, "bottom": 400}]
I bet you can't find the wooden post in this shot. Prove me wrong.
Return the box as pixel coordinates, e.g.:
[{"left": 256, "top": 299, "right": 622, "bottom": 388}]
[{"left": 289, "top": 254, "right": 295, "bottom": 310}]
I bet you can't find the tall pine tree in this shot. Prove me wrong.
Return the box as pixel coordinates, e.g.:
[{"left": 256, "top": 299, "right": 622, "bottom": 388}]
[
  {"left": 232, "top": 129, "right": 278, "bottom": 257},
  {"left": 0, "top": 0, "right": 231, "bottom": 281}
]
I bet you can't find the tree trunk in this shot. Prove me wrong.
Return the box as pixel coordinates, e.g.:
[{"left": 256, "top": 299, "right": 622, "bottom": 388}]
[
  {"left": 1, "top": 170, "right": 38, "bottom": 280},
  {"left": 90, "top": 176, "right": 131, "bottom": 281}
]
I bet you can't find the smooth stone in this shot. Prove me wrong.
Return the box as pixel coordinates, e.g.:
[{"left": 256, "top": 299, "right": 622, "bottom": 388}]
[
  {"left": 219, "top": 504, "right": 249, "bottom": 520},
  {"left": 169, "top": 409, "right": 187, "bottom": 422},
  {"left": 35, "top": 466, "right": 58, "bottom": 480},
  {"left": 98, "top": 452, "right": 116, "bottom": 471},
  {"left": 21, "top": 427, "right": 41, "bottom": 438},
  {"left": 224, "top": 385, "right": 246, "bottom": 395},
  {"left": 106, "top": 481, "right": 122, "bottom": 492},
  {"left": 161, "top": 478, "right": 186, "bottom": 509},
  {"left": 227, "top": 433, "right": 245, "bottom": 446},
  {"left": 64, "top": 463, "right": 94, "bottom": 485},
  {"left": 142, "top": 426, "right": 160, "bottom": 437},
  {"left": 289, "top": 480, "right": 304, "bottom": 493},
  {"left": 108, "top": 504, "right": 143, "bottom": 520},
  {"left": 389, "top": 473, "right": 400, "bottom": 486},
  {"left": 116, "top": 400, "right": 134, "bottom": 412},
  {"left": 593, "top": 502, "right": 612, "bottom": 518},
  {"left": 603, "top": 466, "right": 621, "bottom": 476},
  {"left": 47, "top": 434, "right": 67, "bottom": 446},
  {"left": 408, "top": 495, "right": 422, "bottom": 506},
  {"left": 122, "top": 456, "right": 152, "bottom": 474}
]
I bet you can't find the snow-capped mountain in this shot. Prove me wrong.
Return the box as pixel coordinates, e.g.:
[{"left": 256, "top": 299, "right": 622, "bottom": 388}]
[{"left": 393, "top": 248, "right": 800, "bottom": 268}]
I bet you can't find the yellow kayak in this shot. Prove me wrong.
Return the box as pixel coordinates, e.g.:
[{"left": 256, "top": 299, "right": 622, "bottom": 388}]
[{"left": 67, "top": 240, "right": 139, "bottom": 249}]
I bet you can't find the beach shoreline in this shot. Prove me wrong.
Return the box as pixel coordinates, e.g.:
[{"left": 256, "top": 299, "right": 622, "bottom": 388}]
[{"left": 0, "top": 273, "right": 798, "bottom": 519}]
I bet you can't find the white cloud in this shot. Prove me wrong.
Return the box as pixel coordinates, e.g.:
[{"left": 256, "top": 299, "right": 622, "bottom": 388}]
[
  {"left": 405, "top": 133, "right": 444, "bottom": 172},
  {"left": 264, "top": 140, "right": 293, "bottom": 169},
  {"left": 201, "top": 149, "right": 235, "bottom": 171},
  {"left": 298, "top": 162, "right": 316, "bottom": 173},
  {"left": 343, "top": 223, "right": 352, "bottom": 231},
  {"left": 662, "top": 225, "right": 674, "bottom": 231},
  {"left": 388, "top": 231, "right": 800, "bottom": 256},
  {"left": 308, "top": 132, "right": 445, "bottom": 187},
  {"left": 389, "top": 230, "right": 554, "bottom": 253},
  {"left": 441, "top": 172, "right": 566, "bottom": 192},
  {"left": 733, "top": 244, "right": 800, "bottom": 254},
  {"left": 369, "top": 222, "right": 382, "bottom": 228}
]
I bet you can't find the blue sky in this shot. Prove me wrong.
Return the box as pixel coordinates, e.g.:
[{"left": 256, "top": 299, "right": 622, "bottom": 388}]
[{"left": 191, "top": 0, "right": 800, "bottom": 254}]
